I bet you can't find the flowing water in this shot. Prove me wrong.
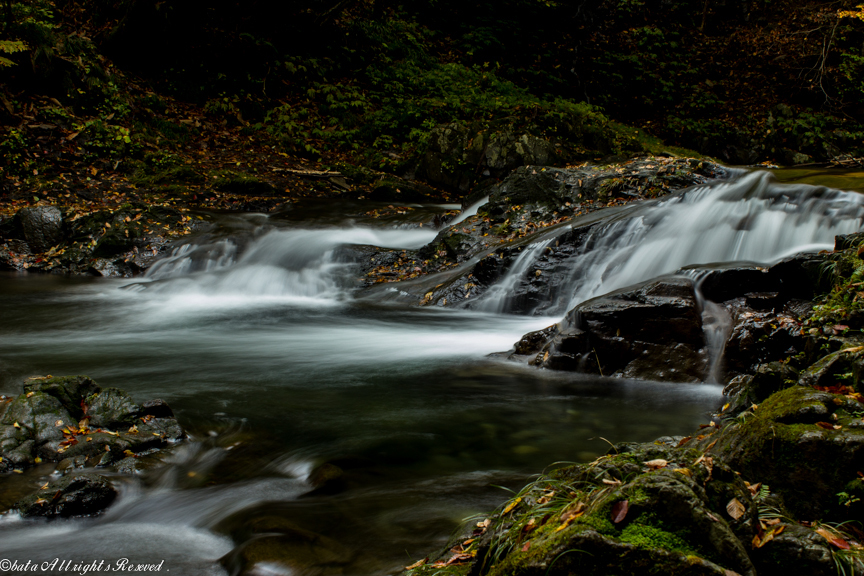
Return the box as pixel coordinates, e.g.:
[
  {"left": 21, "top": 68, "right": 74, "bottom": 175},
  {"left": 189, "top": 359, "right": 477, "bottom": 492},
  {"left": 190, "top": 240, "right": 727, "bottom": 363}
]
[
  {"left": 0, "top": 169, "right": 861, "bottom": 575},
  {"left": 475, "top": 170, "right": 864, "bottom": 315}
]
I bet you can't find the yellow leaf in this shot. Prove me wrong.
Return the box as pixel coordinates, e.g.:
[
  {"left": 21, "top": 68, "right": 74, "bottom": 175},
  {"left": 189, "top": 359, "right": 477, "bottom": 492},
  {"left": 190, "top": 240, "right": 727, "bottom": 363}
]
[
  {"left": 34, "top": 456, "right": 42, "bottom": 464},
  {"left": 674, "top": 468, "right": 691, "bottom": 476},
  {"left": 503, "top": 497, "right": 522, "bottom": 514},
  {"left": 13, "top": 422, "right": 20, "bottom": 429}
]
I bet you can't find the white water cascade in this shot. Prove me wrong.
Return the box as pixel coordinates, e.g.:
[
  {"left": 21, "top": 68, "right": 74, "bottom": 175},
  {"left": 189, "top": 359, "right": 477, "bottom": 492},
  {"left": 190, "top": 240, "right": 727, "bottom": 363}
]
[
  {"left": 476, "top": 170, "right": 864, "bottom": 316},
  {"left": 136, "top": 226, "right": 439, "bottom": 304}
]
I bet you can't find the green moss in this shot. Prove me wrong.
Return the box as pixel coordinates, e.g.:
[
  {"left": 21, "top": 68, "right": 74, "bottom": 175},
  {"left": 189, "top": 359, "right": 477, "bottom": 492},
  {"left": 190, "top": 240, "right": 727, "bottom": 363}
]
[
  {"left": 754, "top": 386, "right": 825, "bottom": 422},
  {"left": 619, "top": 522, "right": 696, "bottom": 556}
]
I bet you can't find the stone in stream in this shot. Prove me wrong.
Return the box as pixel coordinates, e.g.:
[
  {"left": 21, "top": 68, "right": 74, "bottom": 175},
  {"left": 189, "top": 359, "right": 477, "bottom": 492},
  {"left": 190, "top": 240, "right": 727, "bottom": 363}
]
[
  {"left": 525, "top": 277, "right": 709, "bottom": 382},
  {"left": 0, "top": 375, "right": 184, "bottom": 473},
  {"left": 217, "top": 504, "right": 357, "bottom": 576},
  {"left": 15, "top": 473, "right": 117, "bottom": 518}
]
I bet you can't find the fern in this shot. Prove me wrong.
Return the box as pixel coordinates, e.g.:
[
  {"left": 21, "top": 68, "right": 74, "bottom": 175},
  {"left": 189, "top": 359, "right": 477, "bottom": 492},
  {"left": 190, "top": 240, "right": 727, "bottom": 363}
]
[{"left": 0, "top": 39, "right": 28, "bottom": 67}]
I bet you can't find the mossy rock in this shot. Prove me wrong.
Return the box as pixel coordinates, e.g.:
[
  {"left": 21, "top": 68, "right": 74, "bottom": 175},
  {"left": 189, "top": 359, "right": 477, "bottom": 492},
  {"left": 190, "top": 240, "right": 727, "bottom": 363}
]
[
  {"left": 708, "top": 386, "right": 864, "bottom": 519},
  {"left": 799, "top": 349, "right": 864, "bottom": 393}
]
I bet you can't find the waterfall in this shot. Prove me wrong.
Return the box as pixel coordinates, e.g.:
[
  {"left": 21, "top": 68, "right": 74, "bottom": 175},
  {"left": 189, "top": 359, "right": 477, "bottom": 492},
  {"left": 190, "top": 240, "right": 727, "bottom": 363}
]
[
  {"left": 473, "top": 239, "right": 555, "bottom": 313},
  {"left": 476, "top": 171, "right": 864, "bottom": 316},
  {"left": 137, "top": 226, "right": 439, "bottom": 303}
]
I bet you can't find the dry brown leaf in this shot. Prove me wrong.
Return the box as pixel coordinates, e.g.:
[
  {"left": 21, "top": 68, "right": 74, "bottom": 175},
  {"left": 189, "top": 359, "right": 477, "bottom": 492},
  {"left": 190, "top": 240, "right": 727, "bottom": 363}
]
[
  {"left": 726, "top": 498, "right": 746, "bottom": 520},
  {"left": 644, "top": 459, "right": 668, "bottom": 470},
  {"left": 611, "top": 500, "right": 630, "bottom": 524},
  {"left": 521, "top": 541, "right": 531, "bottom": 552},
  {"left": 816, "top": 527, "right": 851, "bottom": 549},
  {"left": 602, "top": 478, "right": 622, "bottom": 486}
]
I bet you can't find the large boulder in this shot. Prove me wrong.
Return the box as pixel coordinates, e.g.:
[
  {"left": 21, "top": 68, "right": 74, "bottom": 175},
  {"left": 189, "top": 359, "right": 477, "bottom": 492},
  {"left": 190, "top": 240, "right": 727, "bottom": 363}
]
[
  {"left": 16, "top": 206, "right": 64, "bottom": 253},
  {"left": 528, "top": 277, "right": 708, "bottom": 382},
  {"left": 703, "top": 386, "right": 864, "bottom": 520}
]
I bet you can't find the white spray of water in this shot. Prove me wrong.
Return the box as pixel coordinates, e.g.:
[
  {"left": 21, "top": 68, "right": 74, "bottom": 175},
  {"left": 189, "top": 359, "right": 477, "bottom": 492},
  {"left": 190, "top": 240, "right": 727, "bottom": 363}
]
[{"left": 477, "top": 171, "right": 864, "bottom": 316}]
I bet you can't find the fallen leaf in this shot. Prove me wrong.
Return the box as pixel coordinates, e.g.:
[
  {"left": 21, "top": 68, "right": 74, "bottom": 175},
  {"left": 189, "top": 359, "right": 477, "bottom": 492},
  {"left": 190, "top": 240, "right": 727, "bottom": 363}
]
[
  {"left": 503, "top": 497, "right": 522, "bottom": 514},
  {"left": 13, "top": 422, "right": 20, "bottom": 429},
  {"left": 602, "top": 478, "right": 622, "bottom": 486},
  {"left": 815, "top": 422, "right": 836, "bottom": 430},
  {"left": 521, "top": 541, "right": 531, "bottom": 552},
  {"left": 816, "top": 527, "right": 850, "bottom": 549},
  {"left": 611, "top": 500, "right": 630, "bottom": 524},
  {"left": 726, "top": 498, "right": 746, "bottom": 520},
  {"left": 54, "top": 420, "right": 64, "bottom": 427},
  {"left": 644, "top": 459, "right": 668, "bottom": 470},
  {"left": 404, "top": 559, "right": 426, "bottom": 570},
  {"left": 674, "top": 468, "right": 692, "bottom": 477}
]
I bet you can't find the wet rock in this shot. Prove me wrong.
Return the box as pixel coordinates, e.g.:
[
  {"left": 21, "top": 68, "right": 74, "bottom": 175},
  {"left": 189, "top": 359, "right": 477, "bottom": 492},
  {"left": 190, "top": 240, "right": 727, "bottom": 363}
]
[
  {"left": 512, "top": 325, "right": 558, "bottom": 356},
  {"left": 86, "top": 387, "right": 140, "bottom": 428},
  {"left": 722, "top": 362, "right": 799, "bottom": 415},
  {"left": 23, "top": 375, "right": 100, "bottom": 419},
  {"left": 15, "top": 473, "right": 116, "bottom": 518},
  {"left": 88, "top": 257, "right": 134, "bottom": 277},
  {"left": 799, "top": 349, "right": 864, "bottom": 392},
  {"left": 0, "top": 375, "right": 184, "bottom": 470},
  {"left": 307, "top": 462, "right": 347, "bottom": 495},
  {"left": 141, "top": 399, "right": 175, "bottom": 419},
  {"left": 722, "top": 300, "right": 806, "bottom": 377},
  {"left": 750, "top": 524, "right": 838, "bottom": 576},
  {"left": 531, "top": 277, "right": 708, "bottom": 382},
  {"left": 16, "top": 206, "right": 64, "bottom": 252},
  {"left": 218, "top": 508, "right": 355, "bottom": 576}
]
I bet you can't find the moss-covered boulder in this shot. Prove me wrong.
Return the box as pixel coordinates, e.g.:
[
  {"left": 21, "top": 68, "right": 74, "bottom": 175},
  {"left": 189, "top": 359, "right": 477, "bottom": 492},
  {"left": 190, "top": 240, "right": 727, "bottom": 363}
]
[{"left": 705, "top": 386, "right": 864, "bottom": 519}]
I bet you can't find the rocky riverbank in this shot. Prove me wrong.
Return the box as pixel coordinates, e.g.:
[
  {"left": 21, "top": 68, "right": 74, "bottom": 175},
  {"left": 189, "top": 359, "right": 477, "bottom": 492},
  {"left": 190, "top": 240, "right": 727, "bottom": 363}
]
[
  {"left": 401, "top": 233, "right": 864, "bottom": 575},
  {"left": 0, "top": 375, "right": 184, "bottom": 517}
]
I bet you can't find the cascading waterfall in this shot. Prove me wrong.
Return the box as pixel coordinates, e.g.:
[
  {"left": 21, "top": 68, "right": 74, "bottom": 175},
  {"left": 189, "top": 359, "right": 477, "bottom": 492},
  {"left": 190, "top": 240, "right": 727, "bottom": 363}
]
[
  {"left": 473, "top": 239, "right": 555, "bottom": 313},
  {"left": 476, "top": 171, "right": 864, "bottom": 317},
  {"left": 136, "top": 226, "right": 439, "bottom": 303}
]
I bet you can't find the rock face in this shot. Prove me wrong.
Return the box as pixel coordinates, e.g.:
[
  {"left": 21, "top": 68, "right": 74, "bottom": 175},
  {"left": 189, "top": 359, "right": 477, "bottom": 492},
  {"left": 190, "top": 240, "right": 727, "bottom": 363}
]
[
  {"left": 525, "top": 277, "right": 708, "bottom": 382},
  {"left": 16, "top": 206, "right": 64, "bottom": 253},
  {"left": 15, "top": 473, "right": 117, "bottom": 518},
  {"left": 414, "top": 123, "right": 563, "bottom": 193},
  {"left": 0, "top": 375, "right": 184, "bottom": 473}
]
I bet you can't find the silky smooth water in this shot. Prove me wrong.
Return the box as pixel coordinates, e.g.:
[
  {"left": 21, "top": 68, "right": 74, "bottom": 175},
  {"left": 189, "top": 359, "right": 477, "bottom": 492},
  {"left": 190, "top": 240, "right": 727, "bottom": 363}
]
[{"left": 3, "top": 170, "right": 857, "bottom": 575}]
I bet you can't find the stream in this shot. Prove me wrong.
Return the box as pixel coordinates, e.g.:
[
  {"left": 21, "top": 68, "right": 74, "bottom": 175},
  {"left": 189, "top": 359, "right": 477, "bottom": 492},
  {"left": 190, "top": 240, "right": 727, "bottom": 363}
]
[{"left": 1, "top": 168, "right": 863, "bottom": 575}]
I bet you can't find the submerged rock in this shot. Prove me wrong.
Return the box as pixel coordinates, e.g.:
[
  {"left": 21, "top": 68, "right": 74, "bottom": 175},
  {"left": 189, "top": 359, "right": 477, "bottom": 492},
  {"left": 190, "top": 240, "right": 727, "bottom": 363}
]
[
  {"left": 15, "top": 473, "right": 116, "bottom": 518},
  {"left": 0, "top": 375, "right": 184, "bottom": 472},
  {"left": 218, "top": 504, "right": 356, "bottom": 576}
]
